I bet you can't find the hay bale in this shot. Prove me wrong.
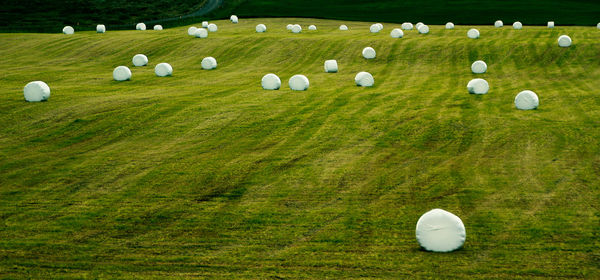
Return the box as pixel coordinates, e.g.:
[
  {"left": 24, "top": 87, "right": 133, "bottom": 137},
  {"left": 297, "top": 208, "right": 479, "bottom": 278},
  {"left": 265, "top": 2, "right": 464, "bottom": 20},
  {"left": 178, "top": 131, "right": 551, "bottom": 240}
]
[
  {"left": 390, "top": 28, "right": 404, "bottom": 38},
  {"left": 154, "top": 25, "right": 163, "bottom": 31},
  {"left": 471, "top": 60, "right": 487, "bottom": 74},
  {"left": 370, "top": 24, "right": 380, "bottom": 33},
  {"left": 23, "top": 81, "right": 50, "bottom": 102},
  {"left": 401, "top": 22, "right": 413, "bottom": 30},
  {"left": 548, "top": 21, "right": 555, "bottom": 28},
  {"left": 467, "top": 78, "right": 489, "bottom": 94},
  {"left": 495, "top": 20, "right": 503, "bottom": 28},
  {"left": 256, "top": 24, "right": 267, "bottom": 33},
  {"left": 261, "top": 74, "right": 281, "bottom": 90},
  {"left": 355, "top": 72, "right": 374, "bottom": 87},
  {"left": 287, "top": 24, "right": 293, "bottom": 30},
  {"left": 155, "top": 63, "right": 173, "bottom": 77},
  {"left": 416, "top": 209, "right": 466, "bottom": 253},
  {"left": 513, "top": 21, "right": 522, "bottom": 29},
  {"left": 376, "top": 23, "right": 383, "bottom": 30},
  {"left": 515, "top": 90, "right": 539, "bottom": 110},
  {"left": 467, "top": 28, "right": 480, "bottom": 39},
  {"left": 188, "top": 26, "right": 198, "bottom": 36},
  {"left": 136, "top": 23, "right": 146, "bottom": 30},
  {"left": 324, "top": 60, "right": 338, "bottom": 73},
  {"left": 339, "top": 25, "right": 349, "bottom": 31},
  {"left": 230, "top": 15, "right": 239, "bottom": 23},
  {"left": 62, "top": 26, "right": 74, "bottom": 34},
  {"left": 208, "top": 24, "right": 218, "bottom": 32},
  {"left": 309, "top": 25, "right": 317, "bottom": 31},
  {"left": 194, "top": 28, "right": 208, "bottom": 38},
  {"left": 291, "top": 24, "right": 302, "bottom": 33},
  {"left": 416, "top": 22, "right": 424, "bottom": 30},
  {"left": 96, "top": 24, "right": 106, "bottom": 33},
  {"left": 418, "top": 25, "right": 429, "bottom": 34},
  {"left": 202, "top": 21, "right": 209, "bottom": 28},
  {"left": 597, "top": 23, "right": 600, "bottom": 29},
  {"left": 201, "top": 57, "right": 217, "bottom": 70},
  {"left": 289, "top": 75, "right": 309, "bottom": 91},
  {"left": 362, "top": 47, "right": 376, "bottom": 59},
  {"left": 445, "top": 22, "right": 454, "bottom": 29},
  {"left": 132, "top": 54, "right": 148, "bottom": 67},
  {"left": 113, "top": 66, "right": 132, "bottom": 81},
  {"left": 558, "top": 35, "right": 572, "bottom": 47}
]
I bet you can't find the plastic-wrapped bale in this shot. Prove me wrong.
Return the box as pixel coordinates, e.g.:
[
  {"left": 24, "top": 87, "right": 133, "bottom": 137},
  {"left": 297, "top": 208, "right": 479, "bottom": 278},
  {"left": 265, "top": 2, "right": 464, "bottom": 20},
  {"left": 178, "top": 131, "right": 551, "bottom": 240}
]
[
  {"left": 291, "top": 24, "right": 302, "bottom": 33},
  {"left": 194, "top": 28, "right": 208, "bottom": 38},
  {"left": 355, "top": 72, "right": 374, "bottom": 87},
  {"left": 132, "top": 54, "right": 148, "bottom": 67},
  {"left": 287, "top": 24, "right": 293, "bottom": 30},
  {"left": 513, "top": 21, "right": 523, "bottom": 29},
  {"left": 515, "top": 90, "right": 539, "bottom": 110},
  {"left": 362, "top": 47, "right": 376, "bottom": 59},
  {"left": 202, "top": 21, "right": 209, "bottom": 28},
  {"left": 471, "top": 60, "right": 487, "bottom": 74},
  {"left": 376, "top": 23, "right": 383, "bottom": 30},
  {"left": 113, "top": 66, "right": 132, "bottom": 81},
  {"left": 495, "top": 20, "right": 503, "bottom": 28},
  {"left": 370, "top": 24, "right": 380, "bottom": 33},
  {"left": 308, "top": 25, "right": 317, "bottom": 31},
  {"left": 63, "top": 26, "right": 74, "bottom": 34},
  {"left": 201, "top": 57, "right": 217, "bottom": 70},
  {"left": 188, "top": 26, "right": 198, "bottom": 36},
  {"left": 324, "top": 60, "right": 338, "bottom": 73},
  {"left": 597, "top": 23, "right": 600, "bottom": 29},
  {"left": 96, "top": 24, "right": 106, "bottom": 33},
  {"left": 208, "top": 23, "right": 218, "bottom": 32},
  {"left": 155, "top": 63, "right": 173, "bottom": 77},
  {"left": 418, "top": 25, "right": 429, "bottom": 34},
  {"left": 415, "top": 22, "right": 424, "bottom": 30},
  {"left": 558, "top": 35, "right": 572, "bottom": 47},
  {"left": 256, "top": 24, "right": 267, "bottom": 33},
  {"left": 136, "top": 23, "right": 146, "bottom": 30},
  {"left": 416, "top": 209, "right": 466, "bottom": 253},
  {"left": 467, "top": 28, "right": 480, "bottom": 39},
  {"left": 445, "top": 22, "right": 454, "bottom": 29},
  {"left": 230, "top": 15, "right": 238, "bottom": 23},
  {"left": 401, "top": 22, "right": 413, "bottom": 30},
  {"left": 261, "top": 74, "right": 281, "bottom": 90},
  {"left": 289, "top": 75, "right": 309, "bottom": 91},
  {"left": 24, "top": 81, "right": 50, "bottom": 102},
  {"left": 548, "top": 21, "right": 555, "bottom": 28},
  {"left": 390, "top": 28, "right": 403, "bottom": 38},
  {"left": 339, "top": 25, "right": 349, "bottom": 31},
  {"left": 467, "top": 78, "right": 489, "bottom": 94},
  {"left": 154, "top": 25, "right": 163, "bottom": 31}
]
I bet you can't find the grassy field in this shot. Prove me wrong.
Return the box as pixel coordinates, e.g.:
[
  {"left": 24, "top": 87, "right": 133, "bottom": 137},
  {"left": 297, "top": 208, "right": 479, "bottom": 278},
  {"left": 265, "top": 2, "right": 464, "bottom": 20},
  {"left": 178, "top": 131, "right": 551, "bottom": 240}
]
[{"left": 0, "top": 18, "right": 599, "bottom": 278}]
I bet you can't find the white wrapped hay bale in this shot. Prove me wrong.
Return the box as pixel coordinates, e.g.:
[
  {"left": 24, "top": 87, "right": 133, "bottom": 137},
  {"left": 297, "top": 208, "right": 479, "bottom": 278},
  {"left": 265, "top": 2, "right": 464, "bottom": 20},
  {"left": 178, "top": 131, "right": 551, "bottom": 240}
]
[
  {"left": 362, "top": 47, "right": 376, "bottom": 59},
  {"left": 401, "top": 22, "right": 413, "bottom": 30},
  {"left": 370, "top": 24, "right": 380, "bottom": 33},
  {"left": 324, "top": 60, "right": 338, "bottom": 73},
  {"left": 208, "top": 23, "right": 218, "bottom": 32},
  {"left": 418, "top": 25, "right": 429, "bottom": 34},
  {"left": 188, "top": 26, "right": 198, "bottom": 36},
  {"left": 230, "top": 15, "right": 238, "bottom": 23},
  {"left": 355, "top": 72, "right": 374, "bottom": 87},
  {"left": 416, "top": 22, "right": 424, "bottom": 30},
  {"left": 62, "top": 26, "right": 74, "bottom": 34},
  {"left": 467, "top": 78, "right": 489, "bottom": 94},
  {"left": 416, "top": 209, "right": 466, "bottom": 253},
  {"left": 390, "top": 28, "right": 403, "bottom": 38},
  {"left": 261, "top": 73, "right": 281, "bottom": 90},
  {"left": 136, "top": 23, "right": 146, "bottom": 30},
  {"left": 376, "top": 23, "right": 383, "bottom": 30},
  {"left": 308, "top": 25, "right": 317, "bottom": 31},
  {"left": 194, "top": 28, "right": 208, "bottom": 38},
  {"left": 597, "top": 23, "right": 600, "bottom": 29},
  {"left": 558, "top": 35, "right": 572, "bottom": 47},
  {"left": 515, "top": 90, "right": 539, "bottom": 110},
  {"left": 548, "top": 21, "right": 555, "bottom": 28},
  {"left": 287, "top": 24, "right": 293, "bottom": 30},
  {"left": 495, "top": 20, "right": 503, "bottom": 28},
  {"left": 471, "top": 60, "right": 487, "bottom": 74},
  {"left": 291, "top": 24, "right": 302, "bottom": 33},
  {"left": 132, "top": 54, "right": 148, "bottom": 67},
  {"left": 289, "top": 75, "right": 309, "bottom": 91},
  {"left": 513, "top": 21, "right": 523, "bottom": 29},
  {"left": 339, "top": 24, "right": 349, "bottom": 31},
  {"left": 256, "top": 24, "right": 267, "bottom": 33},
  {"left": 24, "top": 81, "right": 50, "bottom": 102},
  {"left": 113, "top": 66, "right": 132, "bottom": 81},
  {"left": 154, "top": 25, "right": 163, "bottom": 31},
  {"left": 202, "top": 21, "right": 209, "bottom": 28},
  {"left": 201, "top": 57, "right": 217, "bottom": 70},
  {"left": 467, "top": 28, "right": 480, "bottom": 39},
  {"left": 96, "top": 24, "right": 106, "bottom": 33},
  {"left": 445, "top": 22, "right": 454, "bottom": 29},
  {"left": 155, "top": 63, "right": 173, "bottom": 77}
]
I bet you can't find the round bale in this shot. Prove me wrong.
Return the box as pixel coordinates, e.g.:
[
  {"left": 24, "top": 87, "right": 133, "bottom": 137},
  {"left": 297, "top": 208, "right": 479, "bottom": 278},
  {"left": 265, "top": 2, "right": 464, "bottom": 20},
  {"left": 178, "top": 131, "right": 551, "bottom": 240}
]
[
  {"left": 355, "top": 72, "right": 374, "bottom": 87},
  {"left": 471, "top": 60, "right": 487, "bottom": 74},
  {"left": 261, "top": 74, "right": 281, "bottom": 90},
  {"left": 113, "top": 66, "right": 132, "bottom": 81},
  {"left": 515, "top": 90, "right": 539, "bottom": 110},
  {"left": 155, "top": 63, "right": 173, "bottom": 77},
  {"left": 467, "top": 78, "right": 489, "bottom": 94},
  {"left": 201, "top": 57, "right": 217, "bottom": 70},
  {"left": 390, "top": 28, "right": 404, "bottom": 38},
  {"left": 132, "top": 54, "right": 148, "bottom": 67},
  {"left": 24, "top": 81, "right": 50, "bottom": 102},
  {"left": 324, "top": 60, "right": 338, "bottom": 73},
  {"left": 416, "top": 209, "right": 466, "bottom": 253},
  {"left": 362, "top": 47, "right": 376, "bottom": 59},
  {"left": 289, "top": 75, "right": 309, "bottom": 91}
]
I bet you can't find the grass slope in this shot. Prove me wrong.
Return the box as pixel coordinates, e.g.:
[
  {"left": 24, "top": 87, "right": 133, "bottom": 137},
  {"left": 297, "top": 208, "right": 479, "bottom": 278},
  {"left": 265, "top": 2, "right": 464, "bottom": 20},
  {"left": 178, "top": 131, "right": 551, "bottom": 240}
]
[{"left": 0, "top": 18, "right": 599, "bottom": 278}]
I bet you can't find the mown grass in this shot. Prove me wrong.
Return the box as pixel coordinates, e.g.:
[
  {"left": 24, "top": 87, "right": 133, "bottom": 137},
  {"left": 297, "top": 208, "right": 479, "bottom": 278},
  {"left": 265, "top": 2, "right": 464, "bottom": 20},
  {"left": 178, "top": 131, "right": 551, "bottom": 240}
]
[{"left": 0, "top": 18, "right": 599, "bottom": 278}]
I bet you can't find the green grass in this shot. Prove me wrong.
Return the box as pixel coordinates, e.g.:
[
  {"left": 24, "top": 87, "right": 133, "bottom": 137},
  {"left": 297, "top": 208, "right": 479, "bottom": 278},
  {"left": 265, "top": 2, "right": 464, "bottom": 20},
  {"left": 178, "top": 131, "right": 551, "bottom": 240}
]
[{"left": 0, "top": 18, "right": 599, "bottom": 278}]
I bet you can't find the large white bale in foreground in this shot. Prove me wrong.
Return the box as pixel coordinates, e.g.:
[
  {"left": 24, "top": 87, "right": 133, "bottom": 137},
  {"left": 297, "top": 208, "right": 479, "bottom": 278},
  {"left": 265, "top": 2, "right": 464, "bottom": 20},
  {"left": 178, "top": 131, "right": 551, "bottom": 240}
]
[
  {"left": 471, "top": 60, "right": 487, "bottom": 74},
  {"left": 113, "top": 66, "right": 132, "bottom": 81},
  {"left": 208, "top": 23, "right": 218, "bottom": 32},
  {"left": 308, "top": 25, "right": 317, "bottom": 31},
  {"left": 362, "top": 47, "right": 376, "bottom": 59},
  {"left": 467, "top": 78, "right": 489, "bottom": 94},
  {"left": 370, "top": 24, "right": 380, "bottom": 33},
  {"left": 548, "top": 21, "right": 555, "bottom": 28},
  {"left": 202, "top": 21, "right": 209, "bottom": 28},
  {"left": 495, "top": 20, "right": 503, "bottom": 28},
  {"left": 291, "top": 24, "right": 302, "bottom": 33},
  {"left": 416, "top": 209, "right": 466, "bottom": 253},
  {"left": 401, "top": 22, "right": 413, "bottom": 30},
  {"left": 261, "top": 74, "right": 281, "bottom": 90},
  {"left": 418, "top": 25, "right": 429, "bottom": 34},
  {"left": 230, "top": 15, "right": 238, "bottom": 23},
  {"left": 201, "top": 57, "right": 217, "bottom": 70},
  {"left": 62, "top": 26, "right": 74, "bottom": 34},
  {"left": 155, "top": 63, "right": 173, "bottom": 77},
  {"left": 445, "top": 22, "right": 454, "bottom": 29},
  {"left": 24, "top": 81, "right": 50, "bottom": 102},
  {"left": 194, "top": 28, "right": 208, "bottom": 38},
  {"left": 355, "top": 72, "right": 374, "bottom": 87},
  {"left": 153, "top": 25, "right": 163, "bottom": 31},
  {"left": 324, "top": 60, "right": 338, "bottom": 73},
  {"left": 256, "top": 24, "right": 267, "bottom": 33},
  {"left": 132, "top": 54, "right": 148, "bottom": 67},
  {"left": 515, "top": 90, "right": 539, "bottom": 110},
  {"left": 467, "top": 28, "right": 480, "bottom": 39},
  {"left": 289, "top": 75, "right": 309, "bottom": 91},
  {"left": 188, "top": 26, "right": 198, "bottom": 35},
  {"left": 390, "top": 28, "right": 403, "bottom": 38},
  {"left": 558, "top": 35, "right": 572, "bottom": 47},
  {"left": 136, "top": 23, "right": 146, "bottom": 30},
  {"left": 96, "top": 24, "right": 106, "bottom": 33},
  {"left": 339, "top": 24, "right": 349, "bottom": 31},
  {"left": 513, "top": 21, "right": 523, "bottom": 29}
]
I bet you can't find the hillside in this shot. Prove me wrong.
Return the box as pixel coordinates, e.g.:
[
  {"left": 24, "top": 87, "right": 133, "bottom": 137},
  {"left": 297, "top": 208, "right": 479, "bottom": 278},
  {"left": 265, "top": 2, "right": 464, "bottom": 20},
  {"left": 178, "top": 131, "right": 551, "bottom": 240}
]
[{"left": 0, "top": 18, "right": 599, "bottom": 278}]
